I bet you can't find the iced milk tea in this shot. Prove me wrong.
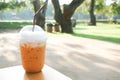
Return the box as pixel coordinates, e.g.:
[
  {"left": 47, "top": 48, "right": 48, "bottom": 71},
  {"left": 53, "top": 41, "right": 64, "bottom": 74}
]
[{"left": 19, "top": 25, "right": 47, "bottom": 72}]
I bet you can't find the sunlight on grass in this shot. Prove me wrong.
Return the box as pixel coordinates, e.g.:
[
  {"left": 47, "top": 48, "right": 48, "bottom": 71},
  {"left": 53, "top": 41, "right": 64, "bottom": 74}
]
[{"left": 73, "top": 23, "right": 120, "bottom": 43}]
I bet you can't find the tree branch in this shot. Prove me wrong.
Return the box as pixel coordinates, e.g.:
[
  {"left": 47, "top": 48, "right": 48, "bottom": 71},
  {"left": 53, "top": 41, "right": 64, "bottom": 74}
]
[
  {"left": 63, "top": 0, "right": 84, "bottom": 19},
  {"left": 51, "top": 0, "right": 64, "bottom": 23},
  {"left": 32, "top": 0, "right": 40, "bottom": 12}
]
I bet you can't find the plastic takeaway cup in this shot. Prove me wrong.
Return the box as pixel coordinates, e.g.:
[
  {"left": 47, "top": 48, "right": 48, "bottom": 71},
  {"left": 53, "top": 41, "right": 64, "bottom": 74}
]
[{"left": 19, "top": 25, "right": 47, "bottom": 72}]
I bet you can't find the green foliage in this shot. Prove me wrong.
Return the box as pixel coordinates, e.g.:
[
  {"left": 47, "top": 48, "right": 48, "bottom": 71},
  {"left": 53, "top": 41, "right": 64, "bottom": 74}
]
[
  {"left": 111, "top": 2, "right": 120, "bottom": 14},
  {"left": 8, "top": 1, "right": 26, "bottom": 9},
  {"left": 95, "top": 1, "right": 104, "bottom": 11},
  {"left": 0, "top": 1, "right": 26, "bottom": 10},
  {"left": 76, "top": 0, "right": 106, "bottom": 14},
  {"left": 0, "top": 2, "right": 8, "bottom": 10},
  {"left": 75, "top": 0, "right": 116, "bottom": 15},
  {"left": 94, "top": 0, "right": 111, "bottom": 14}
]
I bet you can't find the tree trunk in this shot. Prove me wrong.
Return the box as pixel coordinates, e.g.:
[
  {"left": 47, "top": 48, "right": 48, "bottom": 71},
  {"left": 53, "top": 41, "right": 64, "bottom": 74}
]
[
  {"left": 89, "top": 0, "right": 96, "bottom": 26},
  {"left": 32, "top": 0, "right": 48, "bottom": 30},
  {"left": 52, "top": 0, "right": 84, "bottom": 33},
  {"left": 61, "top": 19, "right": 73, "bottom": 33},
  {"left": 51, "top": 0, "right": 69, "bottom": 33}
]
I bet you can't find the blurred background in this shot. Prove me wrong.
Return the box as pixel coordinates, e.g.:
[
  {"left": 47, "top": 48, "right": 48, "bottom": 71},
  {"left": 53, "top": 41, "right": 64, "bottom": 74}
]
[
  {"left": 0, "top": 0, "right": 120, "bottom": 80},
  {"left": 0, "top": 0, "right": 120, "bottom": 22}
]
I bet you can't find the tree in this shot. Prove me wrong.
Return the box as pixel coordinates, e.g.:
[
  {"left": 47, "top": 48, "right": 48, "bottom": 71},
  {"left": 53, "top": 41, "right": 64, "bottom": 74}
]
[
  {"left": 51, "top": 0, "right": 84, "bottom": 33},
  {"left": 111, "top": 1, "right": 120, "bottom": 14},
  {"left": 89, "top": 0, "right": 96, "bottom": 25},
  {"left": 32, "top": 0, "right": 48, "bottom": 30}
]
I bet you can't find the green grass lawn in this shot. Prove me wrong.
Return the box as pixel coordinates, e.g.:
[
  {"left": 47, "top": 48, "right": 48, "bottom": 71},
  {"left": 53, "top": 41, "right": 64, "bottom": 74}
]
[
  {"left": 0, "top": 21, "right": 120, "bottom": 44},
  {"left": 72, "top": 23, "right": 120, "bottom": 44},
  {"left": 0, "top": 22, "right": 32, "bottom": 29}
]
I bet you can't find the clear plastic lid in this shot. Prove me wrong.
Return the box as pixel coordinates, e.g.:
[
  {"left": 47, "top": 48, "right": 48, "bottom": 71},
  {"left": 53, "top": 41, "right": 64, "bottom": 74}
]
[{"left": 19, "top": 25, "right": 47, "bottom": 43}]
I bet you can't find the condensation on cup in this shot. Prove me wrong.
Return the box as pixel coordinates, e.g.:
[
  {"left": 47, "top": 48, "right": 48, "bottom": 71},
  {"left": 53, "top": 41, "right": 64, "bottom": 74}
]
[{"left": 19, "top": 25, "right": 47, "bottom": 72}]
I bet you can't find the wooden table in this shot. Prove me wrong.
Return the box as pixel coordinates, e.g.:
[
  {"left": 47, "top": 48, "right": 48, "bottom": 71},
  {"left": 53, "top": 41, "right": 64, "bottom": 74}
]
[{"left": 0, "top": 65, "right": 72, "bottom": 80}]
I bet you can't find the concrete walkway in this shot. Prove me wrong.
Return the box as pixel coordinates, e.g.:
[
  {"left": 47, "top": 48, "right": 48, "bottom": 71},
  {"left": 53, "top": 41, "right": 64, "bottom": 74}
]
[{"left": 0, "top": 29, "right": 120, "bottom": 80}]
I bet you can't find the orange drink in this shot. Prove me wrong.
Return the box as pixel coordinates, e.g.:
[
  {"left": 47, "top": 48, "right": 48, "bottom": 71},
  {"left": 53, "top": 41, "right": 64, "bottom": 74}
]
[
  {"left": 19, "top": 25, "right": 47, "bottom": 72},
  {"left": 20, "top": 42, "right": 46, "bottom": 72}
]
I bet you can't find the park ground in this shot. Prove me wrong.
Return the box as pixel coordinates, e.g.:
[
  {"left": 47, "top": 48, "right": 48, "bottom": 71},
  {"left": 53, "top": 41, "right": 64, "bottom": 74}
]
[{"left": 0, "top": 23, "right": 120, "bottom": 80}]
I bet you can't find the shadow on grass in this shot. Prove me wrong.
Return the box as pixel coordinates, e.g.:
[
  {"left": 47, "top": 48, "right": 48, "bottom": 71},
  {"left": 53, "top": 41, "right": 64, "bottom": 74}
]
[
  {"left": 73, "top": 27, "right": 88, "bottom": 30},
  {"left": 71, "top": 33, "right": 120, "bottom": 44}
]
